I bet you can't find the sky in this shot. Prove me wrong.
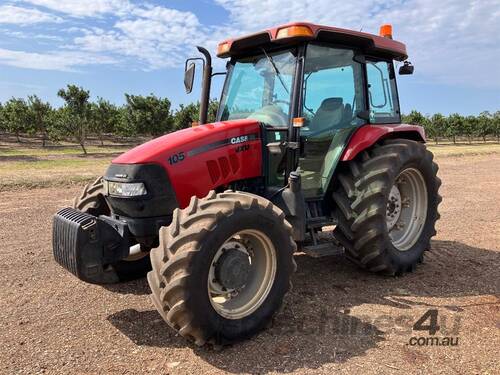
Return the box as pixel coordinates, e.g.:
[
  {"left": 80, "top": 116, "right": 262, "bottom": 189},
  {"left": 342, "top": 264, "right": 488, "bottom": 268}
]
[{"left": 0, "top": 0, "right": 499, "bottom": 115}]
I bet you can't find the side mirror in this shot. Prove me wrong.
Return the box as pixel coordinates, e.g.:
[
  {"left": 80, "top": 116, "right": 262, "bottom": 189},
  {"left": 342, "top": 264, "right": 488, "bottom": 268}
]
[
  {"left": 184, "top": 62, "right": 196, "bottom": 94},
  {"left": 399, "top": 61, "right": 414, "bottom": 75}
]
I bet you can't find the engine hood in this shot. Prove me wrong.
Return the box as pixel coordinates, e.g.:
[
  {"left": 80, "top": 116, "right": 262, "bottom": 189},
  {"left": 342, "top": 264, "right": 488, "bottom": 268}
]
[
  {"left": 111, "top": 118, "right": 263, "bottom": 208},
  {"left": 113, "top": 119, "right": 260, "bottom": 165}
]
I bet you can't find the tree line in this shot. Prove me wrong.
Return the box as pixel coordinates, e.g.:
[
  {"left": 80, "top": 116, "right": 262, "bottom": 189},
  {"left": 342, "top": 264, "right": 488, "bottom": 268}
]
[
  {"left": 0, "top": 84, "right": 499, "bottom": 153},
  {"left": 403, "top": 110, "right": 500, "bottom": 144},
  {"left": 0, "top": 85, "right": 218, "bottom": 153}
]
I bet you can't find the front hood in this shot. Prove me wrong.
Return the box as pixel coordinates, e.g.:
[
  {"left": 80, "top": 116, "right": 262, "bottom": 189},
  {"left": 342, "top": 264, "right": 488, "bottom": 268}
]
[
  {"left": 111, "top": 118, "right": 263, "bottom": 208},
  {"left": 113, "top": 119, "right": 260, "bottom": 165}
]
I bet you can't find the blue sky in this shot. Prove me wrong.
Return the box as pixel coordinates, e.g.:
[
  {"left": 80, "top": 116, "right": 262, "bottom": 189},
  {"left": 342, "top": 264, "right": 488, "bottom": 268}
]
[{"left": 0, "top": 0, "right": 498, "bottom": 115}]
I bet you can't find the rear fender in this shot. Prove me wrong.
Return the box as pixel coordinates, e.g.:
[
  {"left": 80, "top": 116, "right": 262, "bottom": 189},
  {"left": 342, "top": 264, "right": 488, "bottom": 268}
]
[{"left": 340, "top": 124, "right": 425, "bottom": 161}]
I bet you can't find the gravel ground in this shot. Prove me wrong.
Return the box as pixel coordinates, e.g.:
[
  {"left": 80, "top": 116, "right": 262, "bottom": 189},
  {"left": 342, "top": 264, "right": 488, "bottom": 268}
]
[{"left": 0, "top": 153, "right": 499, "bottom": 374}]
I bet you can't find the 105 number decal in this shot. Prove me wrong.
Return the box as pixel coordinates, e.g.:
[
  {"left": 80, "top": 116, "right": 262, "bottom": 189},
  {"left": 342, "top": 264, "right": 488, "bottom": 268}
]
[{"left": 168, "top": 152, "right": 185, "bottom": 165}]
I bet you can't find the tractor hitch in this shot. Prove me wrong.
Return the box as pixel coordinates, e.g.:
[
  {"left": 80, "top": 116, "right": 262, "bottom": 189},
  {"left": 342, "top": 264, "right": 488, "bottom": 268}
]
[{"left": 52, "top": 208, "right": 131, "bottom": 284}]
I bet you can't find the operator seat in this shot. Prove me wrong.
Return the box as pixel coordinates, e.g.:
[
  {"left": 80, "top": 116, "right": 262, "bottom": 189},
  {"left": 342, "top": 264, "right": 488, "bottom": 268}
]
[{"left": 310, "top": 97, "right": 345, "bottom": 134}]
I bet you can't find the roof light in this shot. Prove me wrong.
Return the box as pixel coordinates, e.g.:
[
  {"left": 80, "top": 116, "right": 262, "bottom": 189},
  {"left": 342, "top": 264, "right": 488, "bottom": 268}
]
[
  {"left": 276, "top": 25, "right": 314, "bottom": 40},
  {"left": 217, "top": 41, "right": 231, "bottom": 56},
  {"left": 379, "top": 24, "right": 393, "bottom": 39}
]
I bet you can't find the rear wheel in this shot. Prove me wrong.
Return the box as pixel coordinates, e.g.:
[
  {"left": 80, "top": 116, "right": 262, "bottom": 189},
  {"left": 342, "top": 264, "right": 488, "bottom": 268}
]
[
  {"left": 148, "top": 191, "right": 296, "bottom": 346},
  {"left": 332, "top": 139, "right": 441, "bottom": 275},
  {"left": 74, "top": 177, "right": 151, "bottom": 282}
]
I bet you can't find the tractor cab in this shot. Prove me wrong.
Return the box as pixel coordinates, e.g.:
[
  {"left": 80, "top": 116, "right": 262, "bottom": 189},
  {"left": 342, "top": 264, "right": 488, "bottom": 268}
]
[{"left": 187, "top": 22, "right": 413, "bottom": 198}]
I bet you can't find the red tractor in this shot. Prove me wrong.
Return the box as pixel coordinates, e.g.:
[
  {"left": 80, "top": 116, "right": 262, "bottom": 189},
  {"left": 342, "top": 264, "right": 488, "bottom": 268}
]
[{"left": 53, "top": 22, "right": 441, "bottom": 346}]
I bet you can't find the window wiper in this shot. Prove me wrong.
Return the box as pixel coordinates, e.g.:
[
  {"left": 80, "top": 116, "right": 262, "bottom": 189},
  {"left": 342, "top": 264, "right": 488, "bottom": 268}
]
[{"left": 261, "top": 48, "right": 290, "bottom": 95}]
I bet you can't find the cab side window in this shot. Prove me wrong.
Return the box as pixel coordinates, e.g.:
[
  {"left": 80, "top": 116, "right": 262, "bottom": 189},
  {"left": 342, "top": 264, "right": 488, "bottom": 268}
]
[
  {"left": 366, "top": 60, "right": 400, "bottom": 123},
  {"left": 302, "top": 45, "right": 365, "bottom": 135}
]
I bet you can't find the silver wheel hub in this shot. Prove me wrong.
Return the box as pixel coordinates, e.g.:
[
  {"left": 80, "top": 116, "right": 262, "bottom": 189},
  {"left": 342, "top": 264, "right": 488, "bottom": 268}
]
[
  {"left": 208, "top": 230, "right": 277, "bottom": 320},
  {"left": 211, "top": 241, "right": 251, "bottom": 291},
  {"left": 386, "top": 185, "right": 402, "bottom": 231},
  {"left": 387, "top": 168, "right": 428, "bottom": 251}
]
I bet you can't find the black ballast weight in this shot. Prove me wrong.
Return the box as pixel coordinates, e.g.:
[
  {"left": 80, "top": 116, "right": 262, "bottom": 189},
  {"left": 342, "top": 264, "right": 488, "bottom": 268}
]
[{"left": 52, "top": 207, "right": 130, "bottom": 284}]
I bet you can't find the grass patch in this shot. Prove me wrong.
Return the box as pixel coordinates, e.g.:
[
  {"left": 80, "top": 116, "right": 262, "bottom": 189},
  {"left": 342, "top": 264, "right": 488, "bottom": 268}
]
[
  {"left": 0, "top": 145, "right": 130, "bottom": 157},
  {"left": 0, "top": 158, "right": 111, "bottom": 191}
]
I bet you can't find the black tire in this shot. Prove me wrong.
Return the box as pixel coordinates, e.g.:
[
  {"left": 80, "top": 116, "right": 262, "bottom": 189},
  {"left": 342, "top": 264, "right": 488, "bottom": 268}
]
[
  {"left": 147, "top": 190, "right": 296, "bottom": 346},
  {"left": 74, "top": 177, "right": 151, "bottom": 282},
  {"left": 332, "top": 139, "right": 441, "bottom": 275}
]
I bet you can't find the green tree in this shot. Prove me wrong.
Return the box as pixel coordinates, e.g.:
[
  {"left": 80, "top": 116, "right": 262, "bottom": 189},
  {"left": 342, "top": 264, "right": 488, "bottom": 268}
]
[
  {"left": 207, "top": 99, "right": 219, "bottom": 124},
  {"left": 429, "top": 113, "right": 447, "bottom": 144},
  {"left": 27, "top": 95, "right": 53, "bottom": 147},
  {"left": 463, "top": 115, "right": 477, "bottom": 144},
  {"left": 477, "top": 111, "right": 493, "bottom": 143},
  {"left": 492, "top": 111, "right": 500, "bottom": 143},
  {"left": 174, "top": 102, "right": 199, "bottom": 130},
  {"left": 402, "top": 110, "right": 427, "bottom": 126},
  {"left": 57, "top": 85, "right": 91, "bottom": 153},
  {"left": 2, "top": 98, "right": 30, "bottom": 142},
  {"left": 114, "top": 106, "right": 135, "bottom": 137},
  {"left": 90, "top": 98, "right": 121, "bottom": 145},
  {"left": 124, "top": 94, "right": 174, "bottom": 136},
  {"left": 446, "top": 113, "right": 463, "bottom": 144},
  {"left": 174, "top": 99, "right": 219, "bottom": 130},
  {"left": 0, "top": 102, "right": 4, "bottom": 132}
]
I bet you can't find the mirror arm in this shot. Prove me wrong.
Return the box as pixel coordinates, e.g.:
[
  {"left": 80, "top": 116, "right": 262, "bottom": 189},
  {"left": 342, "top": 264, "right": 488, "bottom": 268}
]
[{"left": 197, "top": 46, "right": 213, "bottom": 125}]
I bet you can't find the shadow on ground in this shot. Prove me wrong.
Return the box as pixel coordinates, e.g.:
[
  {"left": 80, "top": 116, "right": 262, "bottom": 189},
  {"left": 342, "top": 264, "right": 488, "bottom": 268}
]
[
  {"left": 101, "top": 278, "right": 151, "bottom": 296},
  {"left": 107, "top": 240, "right": 499, "bottom": 373}
]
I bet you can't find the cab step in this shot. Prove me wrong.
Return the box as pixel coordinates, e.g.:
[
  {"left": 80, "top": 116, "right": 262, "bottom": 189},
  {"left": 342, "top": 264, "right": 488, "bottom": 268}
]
[{"left": 301, "top": 242, "right": 344, "bottom": 258}]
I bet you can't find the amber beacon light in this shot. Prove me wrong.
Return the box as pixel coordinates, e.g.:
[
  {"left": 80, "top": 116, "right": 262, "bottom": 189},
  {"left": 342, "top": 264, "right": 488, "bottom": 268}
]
[
  {"left": 379, "top": 24, "right": 393, "bottom": 39},
  {"left": 276, "top": 25, "right": 314, "bottom": 40}
]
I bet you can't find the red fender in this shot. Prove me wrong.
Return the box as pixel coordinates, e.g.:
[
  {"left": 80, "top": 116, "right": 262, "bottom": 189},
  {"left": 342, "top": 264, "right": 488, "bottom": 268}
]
[{"left": 340, "top": 124, "right": 425, "bottom": 161}]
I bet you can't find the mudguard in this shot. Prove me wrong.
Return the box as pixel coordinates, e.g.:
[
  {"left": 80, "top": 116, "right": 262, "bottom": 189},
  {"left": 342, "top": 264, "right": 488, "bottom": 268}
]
[{"left": 340, "top": 123, "right": 425, "bottom": 161}]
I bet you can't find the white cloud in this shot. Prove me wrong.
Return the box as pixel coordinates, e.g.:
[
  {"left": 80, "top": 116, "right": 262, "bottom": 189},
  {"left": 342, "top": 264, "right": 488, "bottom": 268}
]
[
  {"left": 214, "top": 0, "right": 500, "bottom": 88},
  {"left": 0, "top": 0, "right": 498, "bottom": 89},
  {"left": 19, "top": 0, "right": 133, "bottom": 17},
  {"left": 0, "top": 5, "right": 62, "bottom": 24},
  {"left": 1, "top": 28, "right": 63, "bottom": 41},
  {"left": 0, "top": 47, "right": 116, "bottom": 71},
  {"left": 72, "top": 6, "right": 203, "bottom": 69}
]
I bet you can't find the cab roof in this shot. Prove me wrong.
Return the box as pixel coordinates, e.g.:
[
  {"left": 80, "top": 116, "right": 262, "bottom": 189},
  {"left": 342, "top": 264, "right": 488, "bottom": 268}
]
[{"left": 217, "top": 22, "right": 408, "bottom": 61}]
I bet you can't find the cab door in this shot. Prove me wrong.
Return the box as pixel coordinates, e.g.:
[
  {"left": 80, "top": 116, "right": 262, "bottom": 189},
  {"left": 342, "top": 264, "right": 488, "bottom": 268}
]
[{"left": 298, "top": 44, "right": 366, "bottom": 198}]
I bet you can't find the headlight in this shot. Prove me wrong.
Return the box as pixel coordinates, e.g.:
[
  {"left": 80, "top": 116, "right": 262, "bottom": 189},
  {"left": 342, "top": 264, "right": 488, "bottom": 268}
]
[{"left": 105, "top": 181, "right": 147, "bottom": 197}]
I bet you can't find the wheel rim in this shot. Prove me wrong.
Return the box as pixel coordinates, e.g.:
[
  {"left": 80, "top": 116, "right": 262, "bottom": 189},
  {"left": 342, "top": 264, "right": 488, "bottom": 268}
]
[
  {"left": 386, "top": 168, "right": 428, "bottom": 251},
  {"left": 208, "top": 229, "right": 277, "bottom": 320}
]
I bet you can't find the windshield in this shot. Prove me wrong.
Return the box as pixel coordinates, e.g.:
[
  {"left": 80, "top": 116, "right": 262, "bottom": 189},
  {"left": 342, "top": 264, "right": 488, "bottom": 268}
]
[{"left": 218, "top": 49, "right": 297, "bottom": 127}]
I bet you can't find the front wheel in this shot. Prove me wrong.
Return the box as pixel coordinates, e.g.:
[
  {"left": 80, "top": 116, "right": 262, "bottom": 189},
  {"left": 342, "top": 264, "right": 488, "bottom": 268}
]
[
  {"left": 332, "top": 139, "right": 442, "bottom": 275},
  {"left": 147, "top": 191, "right": 296, "bottom": 346}
]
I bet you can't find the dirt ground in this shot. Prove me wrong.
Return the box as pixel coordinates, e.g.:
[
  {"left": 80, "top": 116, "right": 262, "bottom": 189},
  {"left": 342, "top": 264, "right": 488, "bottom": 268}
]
[{"left": 0, "top": 153, "right": 499, "bottom": 374}]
